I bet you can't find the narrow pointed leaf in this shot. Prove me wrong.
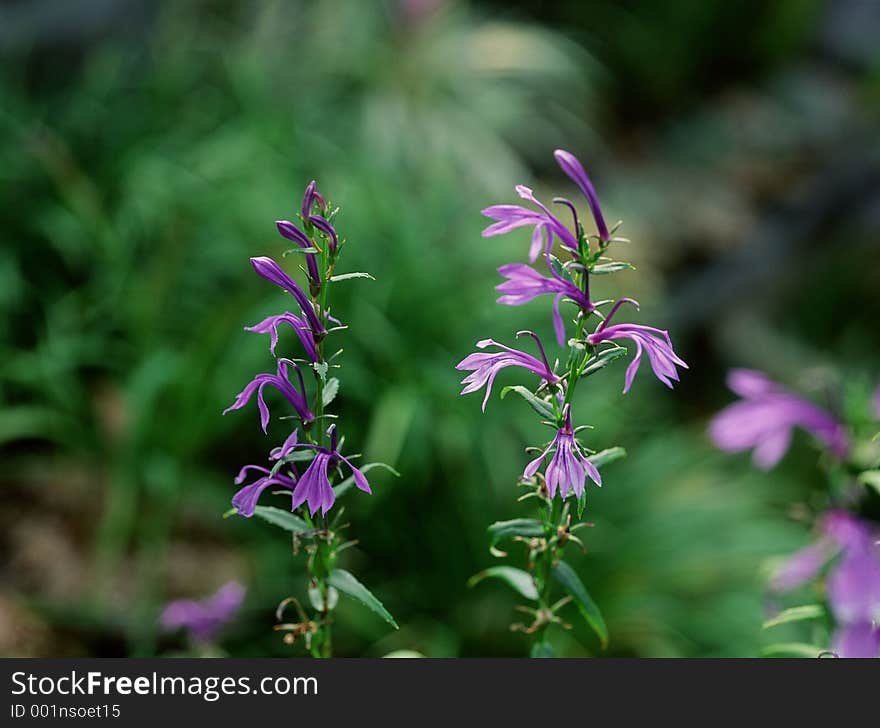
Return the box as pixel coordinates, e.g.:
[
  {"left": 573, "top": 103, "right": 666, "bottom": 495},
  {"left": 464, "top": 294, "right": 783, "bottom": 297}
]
[
  {"left": 552, "top": 561, "right": 608, "bottom": 648},
  {"left": 322, "top": 377, "right": 340, "bottom": 408},
  {"left": 587, "top": 446, "right": 627, "bottom": 469},
  {"left": 330, "top": 272, "right": 375, "bottom": 282},
  {"left": 500, "top": 385, "right": 555, "bottom": 419},
  {"left": 468, "top": 566, "right": 538, "bottom": 601},
  {"left": 760, "top": 643, "right": 823, "bottom": 658},
  {"left": 251, "top": 506, "right": 309, "bottom": 533},
  {"left": 762, "top": 605, "right": 825, "bottom": 630},
  {"left": 487, "top": 518, "right": 544, "bottom": 557},
  {"left": 591, "top": 261, "right": 635, "bottom": 275},
  {"left": 333, "top": 462, "right": 400, "bottom": 497},
  {"left": 581, "top": 347, "right": 627, "bottom": 377},
  {"left": 328, "top": 568, "right": 398, "bottom": 629}
]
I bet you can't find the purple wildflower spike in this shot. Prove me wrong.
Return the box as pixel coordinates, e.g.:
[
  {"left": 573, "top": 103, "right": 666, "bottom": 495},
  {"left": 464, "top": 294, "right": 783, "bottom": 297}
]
[
  {"left": 709, "top": 369, "right": 849, "bottom": 470},
  {"left": 586, "top": 298, "right": 688, "bottom": 393},
  {"left": 523, "top": 412, "right": 602, "bottom": 500},
  {"left": 553, "top": 149, "right": 610, "bottom": 242},
  {"left": 285, "top": 425, "right": 372, "bottom": 516},
  {"left": 160, "top": 581, "right": 245, "bottom": 644},
  {"left": 275, "top": 220, "right": 320, "bottom": 289},
  {"left": 456, "top": 331, "right": 560, "bottom": 411},
  {"left": 244, "top": 311, "right": 319, "bottom": 361},
  {"left": 223, "top": 358, "right": 314, "bottom": 432},
  {"left": 496, "top": 263, "right": 593, "bottom": 346},
  {"left": 250, "top": 256, "right": 326, "bottom": 338}
]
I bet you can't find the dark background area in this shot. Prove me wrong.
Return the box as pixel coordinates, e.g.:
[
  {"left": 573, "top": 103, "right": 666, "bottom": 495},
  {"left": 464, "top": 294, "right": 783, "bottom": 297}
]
[{"left": 1, "top": 0, "right": 878, "bottom": 657}]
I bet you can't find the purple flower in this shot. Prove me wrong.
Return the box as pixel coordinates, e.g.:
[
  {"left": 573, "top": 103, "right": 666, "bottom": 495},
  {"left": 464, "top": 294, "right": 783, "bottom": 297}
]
[
  {"left": 301, "top": 179, "right": 326, "bottom": 219},
  {"left": 496, "top": 263, "right": 593, "bottom": 346},
  {"left": 709, "top": 369, "right": 848, "bottom": 470},
  {"left": 275, "top": 220, "right": 320, "bottom": 289},
  {"left": 772, "top": 511, "right": 880, "bottom": 658},
  {"left": 586, "top": 298, "right": 688, "bottom": 394},
  {"left": 832, "top": 622, "right": 880, "bottom": 659},
  {"left": 245, "top": 311, "right": 319, "bottom": 362},
  {"left": 250, "top": 256, "right": 326, "bottom": 338},
  {"left": 553, "top": 149, "right": 610, "bottom": 242},
  {"left": 286, "top": 425, "right": 372, "bottom": 516},
  {"left": 482, "top": 185, "right": 578, "bottom": 262},
  {"left": 160, "top": 581, "right": 245, "bottom": 644},
  {"left": 456, "top": 331, "right": 560, "bottom": 411},
  {"left": 523, "top": 413, "right": 601, "bottom": 500},
  {"left": 301, "top": 180, "right": 338, "bottom": 254},
  {"left": 231, "top": 464, "right": 297, "bottom": 517},
  {"left": 223, "top": 358, "right": 314, "bottom": 432}
]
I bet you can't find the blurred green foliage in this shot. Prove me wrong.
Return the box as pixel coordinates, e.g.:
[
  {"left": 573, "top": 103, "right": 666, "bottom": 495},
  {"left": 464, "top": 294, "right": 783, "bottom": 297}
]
[{"left": 1, "top": 0, "right": 877, "bottom": 657}]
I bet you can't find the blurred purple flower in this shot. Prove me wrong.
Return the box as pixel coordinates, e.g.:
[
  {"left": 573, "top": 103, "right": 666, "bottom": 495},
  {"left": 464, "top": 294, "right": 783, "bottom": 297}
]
[
  {"left": 709, "top": 369, "right": 848, "bottom": 470},
  {"left": 772, "top": 511, "right": 880, "bottom": 658},
  {"left": 456, "top": 331, "right": 560, "bottom": 411},
  {"left": 160, "top": 581, "right": 245, "bottom": 644},
  {"left": 286, "top": 425, "right": 372, "bottom": 516},
  {"left": 523, "top": 413, "right": 601, "bottom": 500},
  {"left": 250, "top": 256, "right": 326, "bottom": 338},
  {"left": 554, "top": 149, "right": 610, "bottom": 242},
  {"left": 223, "top": 358, "right": 314, "bottom": 432},
  {"left": 245, "top": 312, "right": 319, "bottom": 361},
  {"left": 586, "top": 298, "right": 687, "bottom": 394},
  {"left": 275, "top": 220, "right": 320, "bottom": 289},
  {"left": 496, "top": 263, "right": 593, "bottom": 346},
  {"left": 482, "top": 184, "right": 578, "bottom": 262}
]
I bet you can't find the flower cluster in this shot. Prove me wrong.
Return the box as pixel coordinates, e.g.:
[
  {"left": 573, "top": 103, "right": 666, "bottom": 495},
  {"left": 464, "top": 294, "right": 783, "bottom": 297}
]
[
  {"left": 223, "top": 188, "right": 371, "bottom": 518},
  {"left": 460, "top": 149, "right": 687, "bottom": 500},
  {"left": 458, "top": 150, "right": 687, "bottom": 653},
  {"left": 711, "top": 370, "right": 880, "bottom": 658},
  {"left": 222, "top": 181, "right": 396, "bottom": 657}
]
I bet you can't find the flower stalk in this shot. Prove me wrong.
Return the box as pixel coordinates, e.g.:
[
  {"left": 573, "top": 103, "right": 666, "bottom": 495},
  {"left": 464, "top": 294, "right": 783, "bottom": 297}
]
[
  {"left": 223, "top": 180, "right": 398, "bottom": 657},
  {"left": 461, "top": 150, "right": 687, "bottom": 655}
]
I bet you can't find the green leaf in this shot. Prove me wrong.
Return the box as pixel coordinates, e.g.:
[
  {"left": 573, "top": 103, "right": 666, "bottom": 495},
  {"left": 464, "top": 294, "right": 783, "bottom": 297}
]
[
  {"left": 857, "top": 470, "right": 880, "bottom": 495},
  {"left": 547, "top": 254, "right": 573, "bottom": 283},
  {"left": 588, "top": 446, "right": 627, "bottom": 469},
  {"left": 251, "top": 506, "right": 310, "bottom": 533},
  {"left": 312, "top": 361, "right": 329, "bottom": 383},
  {"left": 760, "top": 643, "right": 823, "bottom": 658},
  {"left": 762, "top": 605, "right": 825, "bottom": 630},
  {"left": 282, "top": 246, "right": 319, "bottom": 256},
  {"left": 328, "top": 568, "right": 398, "bottom": 629},
  {"left": 580, "top": 347, "right": 627, "bottom": 377},
  {"left": 552, "top": 561, "right": 608, "bottom": 648},
  {"left": 500, "top": 385, "right": 555, "bottom": 419},
  {"left": 322, "top": 377, "right": 340, "bottom": 407},
  {"left": 468, "top": 566, "right": 539, "bottom": 601},
  {"left": 333, "top": 461, "right": 400, "bottom": 497},
  {"left": 591, "top": 261, "right": 635, "bottom": 275},
  {"left": 487, "top": 518, "right": 544, "bottom": 557},
  {"left": 330, "top": 272, "right": 375, "bottom": 282},
  {"left": 530, "top": 641, "right": 555, "bottom": 658}
]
